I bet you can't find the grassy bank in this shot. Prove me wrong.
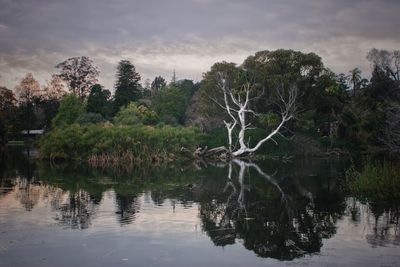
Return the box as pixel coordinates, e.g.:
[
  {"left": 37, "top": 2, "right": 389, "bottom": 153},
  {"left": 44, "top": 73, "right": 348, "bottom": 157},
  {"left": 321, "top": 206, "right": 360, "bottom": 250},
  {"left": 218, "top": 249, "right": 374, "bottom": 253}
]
[
  {"left": 345, "top": 160, "right": 400, "bottom": 202},
  {"left": 38, "top": 123, "right": 203, "bottom": 165}
]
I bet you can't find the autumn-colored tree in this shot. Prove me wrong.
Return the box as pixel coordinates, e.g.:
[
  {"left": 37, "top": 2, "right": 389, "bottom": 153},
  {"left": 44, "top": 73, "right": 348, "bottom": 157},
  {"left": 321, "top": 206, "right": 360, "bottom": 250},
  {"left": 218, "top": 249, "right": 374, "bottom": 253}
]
[
  {"left": 14, "top": 73, "right": 41, "bottom": 133},
  {"left": 14, "top": 73, "right": 41, "bottom": 105},
  {"left": 56, "top": 56, "right": 99, "bottom": 100},
  {"left": 42, "top": 74, "right": 66, "bottom": 101}
]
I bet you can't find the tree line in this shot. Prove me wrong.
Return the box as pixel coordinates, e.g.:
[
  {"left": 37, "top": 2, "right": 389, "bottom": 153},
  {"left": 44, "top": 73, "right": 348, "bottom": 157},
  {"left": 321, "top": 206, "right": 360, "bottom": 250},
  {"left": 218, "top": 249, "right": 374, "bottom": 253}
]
[
  {"left": 0, "top": 57, "right": 198, "bottom": 140},
  {"left": 0, "top": 48, "right": 399, "bottom": 156}
]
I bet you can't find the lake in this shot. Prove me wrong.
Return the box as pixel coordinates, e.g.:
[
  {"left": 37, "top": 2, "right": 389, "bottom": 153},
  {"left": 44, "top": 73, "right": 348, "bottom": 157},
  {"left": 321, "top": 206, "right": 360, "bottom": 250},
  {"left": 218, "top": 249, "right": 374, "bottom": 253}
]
[{"left": 0, "top": 148, "right": 399, "bottom": 267}]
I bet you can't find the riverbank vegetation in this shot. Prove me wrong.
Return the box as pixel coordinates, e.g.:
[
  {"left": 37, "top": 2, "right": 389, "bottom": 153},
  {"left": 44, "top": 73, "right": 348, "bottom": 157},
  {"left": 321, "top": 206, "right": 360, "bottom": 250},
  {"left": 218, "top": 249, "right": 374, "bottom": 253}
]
[
  {"left": 1, "top": 48, "right": 399, "bottom": 162},
  {"left": 39, "top": 123, "right": 202, "bottom": 164},
  {"left": 345, "top": 159, "right": 400, "bottom": 202}
]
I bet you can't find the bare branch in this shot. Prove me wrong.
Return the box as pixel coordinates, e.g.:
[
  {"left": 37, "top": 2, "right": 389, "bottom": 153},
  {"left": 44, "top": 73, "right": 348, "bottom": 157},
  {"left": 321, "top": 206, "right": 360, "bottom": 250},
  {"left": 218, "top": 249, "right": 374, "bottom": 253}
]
[{"left": 214, "top": 71, "right": 298, "bottom": 157}]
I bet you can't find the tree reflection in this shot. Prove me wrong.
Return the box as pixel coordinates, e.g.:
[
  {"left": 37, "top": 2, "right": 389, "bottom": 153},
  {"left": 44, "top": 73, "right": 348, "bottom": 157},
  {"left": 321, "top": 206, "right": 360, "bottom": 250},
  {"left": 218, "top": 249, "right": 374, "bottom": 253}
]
[
  {"left": 199, "top": 159, "right": 344, "bottom": 260},
  {"left": 2, "top": 149, "right": 399, "bottom": 259},
  {"left": 363, "top": 201, "right": 400, "bottom": 247},
  {"left": 54, "top": 190, "right": 98, "bottom": 229},
  {"left": 115, "top": 193, "right": 140, "bottom": 225}
]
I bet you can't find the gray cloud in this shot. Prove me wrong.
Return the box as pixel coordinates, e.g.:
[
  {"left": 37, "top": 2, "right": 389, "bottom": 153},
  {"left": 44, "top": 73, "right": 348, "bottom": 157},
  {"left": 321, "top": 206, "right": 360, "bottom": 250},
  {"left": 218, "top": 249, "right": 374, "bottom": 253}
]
[{"left": 0, "top": 0, "right": 399, "bottom": 90}]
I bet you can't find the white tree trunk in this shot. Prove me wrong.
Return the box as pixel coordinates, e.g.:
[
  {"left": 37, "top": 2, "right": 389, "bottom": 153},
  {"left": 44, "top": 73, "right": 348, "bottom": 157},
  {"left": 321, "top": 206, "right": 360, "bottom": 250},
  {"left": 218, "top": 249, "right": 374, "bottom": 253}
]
[{"left": 213, "top": 72, "right": 297, "bottom": 157}]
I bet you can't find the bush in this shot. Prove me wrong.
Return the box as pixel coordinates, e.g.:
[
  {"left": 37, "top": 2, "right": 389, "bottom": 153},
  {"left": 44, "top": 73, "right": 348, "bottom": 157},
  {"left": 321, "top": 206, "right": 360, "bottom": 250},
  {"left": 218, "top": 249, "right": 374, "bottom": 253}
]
[
  {"left": 345, "top": 160, "right": 400, "bottom": 202},
  {"left": 52, "top": 94, "right": 84, "bottom": 127},
  {"left": 39, "top": 124, "right": 203, "bottom": 163},
  {"left": 114, "top": 102, "right": 159, "bottom": 125},
  {"left": 76, "top": 113, "right": 105, "bottom": 125}
]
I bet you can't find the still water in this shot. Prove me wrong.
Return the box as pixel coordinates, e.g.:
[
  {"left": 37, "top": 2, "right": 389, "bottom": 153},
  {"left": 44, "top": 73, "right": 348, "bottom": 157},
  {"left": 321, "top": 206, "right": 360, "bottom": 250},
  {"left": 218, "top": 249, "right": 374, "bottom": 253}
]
[{"left": 0, "top": 149, "right": 399, "bottom": 267}]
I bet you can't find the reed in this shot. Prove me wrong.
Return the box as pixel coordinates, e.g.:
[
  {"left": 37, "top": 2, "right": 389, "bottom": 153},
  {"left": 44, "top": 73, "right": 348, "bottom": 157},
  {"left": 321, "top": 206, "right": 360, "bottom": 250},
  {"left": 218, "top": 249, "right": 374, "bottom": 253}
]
[
  {"left": 345, "top": 159, "right": 400, "bottom": 202},
  {"left": 39, "top": 123, "right": 203, "bottom": 166}
]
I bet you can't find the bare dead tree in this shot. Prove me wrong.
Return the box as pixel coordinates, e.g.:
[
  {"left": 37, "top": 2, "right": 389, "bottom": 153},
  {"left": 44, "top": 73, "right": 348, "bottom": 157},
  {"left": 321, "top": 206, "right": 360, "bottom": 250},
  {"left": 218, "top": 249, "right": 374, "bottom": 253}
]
[{"left": 211, "top": 72, "right": 297, "bottom": 157}]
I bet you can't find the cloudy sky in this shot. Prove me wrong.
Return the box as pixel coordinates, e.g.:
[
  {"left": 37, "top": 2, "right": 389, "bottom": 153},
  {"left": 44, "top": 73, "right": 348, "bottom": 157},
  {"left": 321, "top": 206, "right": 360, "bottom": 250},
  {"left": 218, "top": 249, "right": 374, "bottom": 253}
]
[{"left": 0, "top": 0, "right": 399, "bottom": 90}]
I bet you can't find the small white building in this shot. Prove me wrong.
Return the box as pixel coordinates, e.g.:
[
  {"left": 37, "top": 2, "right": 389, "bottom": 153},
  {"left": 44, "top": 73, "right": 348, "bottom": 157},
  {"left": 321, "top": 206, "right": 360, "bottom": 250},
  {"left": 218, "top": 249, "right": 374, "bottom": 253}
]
[{"left": 20, "top": 129, "right": 45, "bottom": 136}]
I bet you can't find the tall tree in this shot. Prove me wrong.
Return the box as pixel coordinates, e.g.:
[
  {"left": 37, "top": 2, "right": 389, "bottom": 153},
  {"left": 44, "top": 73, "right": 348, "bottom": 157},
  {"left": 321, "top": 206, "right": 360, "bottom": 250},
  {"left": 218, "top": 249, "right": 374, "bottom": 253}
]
[
  {"left": 242, "top": 49, "right": 323, "bottom": 112},
  {"left": 86, "top": 84, "right": 111, "bottom": 117},
  {"left": 56, "top": 56, "right": 99, "bottom": 100},
  {"left": 15, "top": 73, "right": 41, "bottom": 105},
  {"left": 0, "top": 87, "right": 17, "bottom": 143},
  {"left": 211, "top": 71, "right": 297, "bottom": 157},
  {"left": 367, "top": 48, "right": 400, "bottom": 81},
  {"left": 197, "top": 61, "right": 241, "bottom": 129},
  {"left": 14, "top": 73, "right": 41, "bottom": 133},
  {"left": 150, "top": 76, "right": 166, "bottom": 97},
  {"left": 143, "top": 78, "right": 151, "bottom": 97},
  {"left": 42, "top": 74, "right": 66, "bottom": 101},
  {"left": 152, "top": 79, "right": 198, "bottom": 124},
  {"left": 348, "top": 68, "right": 362, "bottom": 96},
  {"left": 38, "top": 74, "right": 66, "bottom": 129},
  {"left": 113, "top": 60, "right": 141, "bottom": 113}
]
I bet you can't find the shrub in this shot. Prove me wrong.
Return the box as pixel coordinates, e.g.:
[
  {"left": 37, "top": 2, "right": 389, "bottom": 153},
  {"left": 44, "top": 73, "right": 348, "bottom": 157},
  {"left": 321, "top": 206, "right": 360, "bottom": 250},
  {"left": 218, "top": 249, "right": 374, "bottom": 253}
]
[
  {"left": 114, "top": 102, "right": 159, "bottom": 125},
  {"left": 76, "top": 113, "right": 105, "bottom": 125},
  {"left": 39, "top": 124, "right": 203, "bottom": 163},
  {"left": 345, "top": 160, "right": 400, "bottom": 202},
  {"left": 52, "top": 94, "right": 84, "bottom": 127}
]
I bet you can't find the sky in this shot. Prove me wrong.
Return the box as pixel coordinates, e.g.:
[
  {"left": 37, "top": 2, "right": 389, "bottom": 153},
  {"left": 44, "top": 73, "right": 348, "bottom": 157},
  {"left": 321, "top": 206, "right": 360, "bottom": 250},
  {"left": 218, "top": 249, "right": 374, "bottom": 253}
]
[{"left": 0, "top": 0, "right": 399, "bottom": 91}]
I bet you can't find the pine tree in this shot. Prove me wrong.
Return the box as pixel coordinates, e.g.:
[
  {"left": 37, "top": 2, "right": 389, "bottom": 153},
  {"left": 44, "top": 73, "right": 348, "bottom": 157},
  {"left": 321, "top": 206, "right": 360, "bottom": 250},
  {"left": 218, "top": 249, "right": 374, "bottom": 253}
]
[{"left": 113, "top": 60, "right": 141, "bottom": 113}]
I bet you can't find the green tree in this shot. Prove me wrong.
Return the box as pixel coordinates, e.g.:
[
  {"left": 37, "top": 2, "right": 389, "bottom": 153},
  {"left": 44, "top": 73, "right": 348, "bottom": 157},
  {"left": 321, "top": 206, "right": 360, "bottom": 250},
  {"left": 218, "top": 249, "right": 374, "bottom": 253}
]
[
  {"left": 150, "top": 76, "right": 166, "bottom": 96},
  {"left": 0, "top": 87, "right": 17, "bottom": 143},
  {"left": 197, "top": 61, "right": 241, "bottom": 128},
  {"left": 348, "top": 68, "right": 362, "bottom": 96},
  {"left": 76, "top": 112, "right": 105, "bottom": 125},
  {"left": 152, "top": 80, "right": 198, "bottom": 124},
  {"left": 113, "top": 60, "right": 141, "bottom": 114},
  {"left": 114, "top": 102, "right": 159, "bottom": 125},
  {"left": 243, "top": 49, "right": 323, "bottom": 112},
  {"left": 52, "top": 94, "right": 84, "bottom": 127},
  {"left": 86, "top": 84, "right": 111, "bottom": 117}
]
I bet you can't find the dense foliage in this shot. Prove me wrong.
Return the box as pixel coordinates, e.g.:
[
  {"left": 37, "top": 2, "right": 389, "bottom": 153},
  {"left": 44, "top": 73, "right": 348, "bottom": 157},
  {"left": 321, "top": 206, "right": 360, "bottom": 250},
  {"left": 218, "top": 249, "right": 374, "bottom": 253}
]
[
  {"left": 113, "top": 60, "right": 142, "bottom": 114},
  {"left": 345, "top": 160, "right": 400, "bottom": 202},
  {"left": 39, "top": 124, "right": 203, "bottom": 163},
  {"left": 86, "top": 84, "right": 112, "bottom": 117},
  {"left": 114, "top": 102, "right": 159, "bottom": 125},
  {"left": 1, "top": 48, "right": 399, "bottom": 159},
  {"left": 52, "top": 94, "right": 84, "bottom": 127},
  {"left": 152, "top": 79, "right": 198, "bottom": 124}
]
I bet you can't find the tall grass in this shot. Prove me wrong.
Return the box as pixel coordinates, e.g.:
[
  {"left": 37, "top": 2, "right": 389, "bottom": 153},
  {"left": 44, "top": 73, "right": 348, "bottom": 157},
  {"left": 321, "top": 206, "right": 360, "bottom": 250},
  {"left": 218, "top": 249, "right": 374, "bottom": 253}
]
[
  {"left": 38, "top": 123, "right": 204, "bottom": 165},
  {"left": 345, "top": 160, "right": 400, "bottom": 202}
]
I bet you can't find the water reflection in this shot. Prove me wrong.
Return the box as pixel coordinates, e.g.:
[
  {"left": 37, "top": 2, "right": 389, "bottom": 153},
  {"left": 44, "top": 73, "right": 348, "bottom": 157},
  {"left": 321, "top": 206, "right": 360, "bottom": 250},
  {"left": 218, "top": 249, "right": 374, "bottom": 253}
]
[
  {"left": 55, "top": 190, "right": 99, "bottom": 229},
  {"left": 0, "top": 149, "right": 399, "bottom": 263},
  {"left": 115, "top": 194, "right": 140, "bottom": 225},
  {"left": 344, "top": 198, "right": 400, "bottom": 247},
  {"left": 198, "top": 159, "right": 343, "bottom": 260}
]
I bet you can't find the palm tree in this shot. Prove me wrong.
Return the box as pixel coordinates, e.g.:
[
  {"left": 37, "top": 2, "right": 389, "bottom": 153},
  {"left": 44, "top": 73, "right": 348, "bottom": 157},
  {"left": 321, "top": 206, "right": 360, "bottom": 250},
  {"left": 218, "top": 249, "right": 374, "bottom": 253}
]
[{"left": 348, "top": 68, "right": 362, "bottom": 97}]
